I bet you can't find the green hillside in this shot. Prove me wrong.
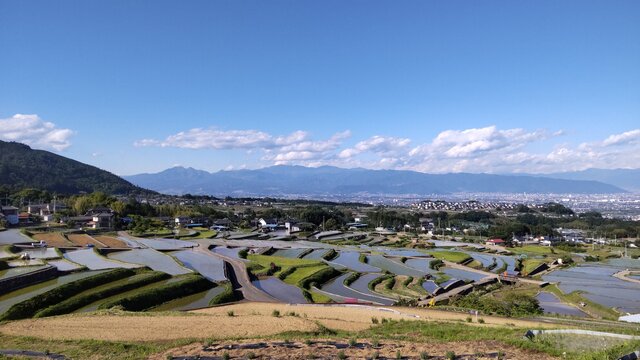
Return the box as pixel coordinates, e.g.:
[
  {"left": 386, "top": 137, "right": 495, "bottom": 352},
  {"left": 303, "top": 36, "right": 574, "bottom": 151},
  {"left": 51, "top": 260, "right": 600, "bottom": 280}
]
[{"left": 0, "top": 140, "right": 146, "bottom": 194}]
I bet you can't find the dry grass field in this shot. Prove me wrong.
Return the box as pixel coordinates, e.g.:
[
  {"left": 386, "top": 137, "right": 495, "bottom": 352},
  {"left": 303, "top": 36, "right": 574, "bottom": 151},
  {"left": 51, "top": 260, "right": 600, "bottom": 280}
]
[
  {"left": 92, "top": 235, "right": 128, "bottom": 248},
  {"left": 66, "top": 233, "right": 105, "bottom": 247},
  {"left": 31, "top": 233, "right": 73, "bottom": 247},
  {"left": 0, "top": 303, "right": 559, "bottom": 343}
]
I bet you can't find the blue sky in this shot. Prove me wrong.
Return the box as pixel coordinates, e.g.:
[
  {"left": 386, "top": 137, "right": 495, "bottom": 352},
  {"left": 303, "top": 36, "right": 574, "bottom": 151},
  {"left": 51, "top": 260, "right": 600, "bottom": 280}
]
[{"left": 1, "top": 0, "right": 639, "bottom": 175}]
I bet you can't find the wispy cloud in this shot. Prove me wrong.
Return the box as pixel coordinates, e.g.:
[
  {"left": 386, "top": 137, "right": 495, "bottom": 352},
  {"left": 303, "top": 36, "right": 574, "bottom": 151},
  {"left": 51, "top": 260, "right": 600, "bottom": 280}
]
[
  {"left": 135, "top": 125, "right": 640, "bottom": 173},
  {"left": 0, "top": 114, "right": 74, "bottom": 151}
]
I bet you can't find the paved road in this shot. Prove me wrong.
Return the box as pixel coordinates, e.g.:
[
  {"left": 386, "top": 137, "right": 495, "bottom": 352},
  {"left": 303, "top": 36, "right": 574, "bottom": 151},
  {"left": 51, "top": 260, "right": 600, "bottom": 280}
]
[{"left": 193, "top": 240, "right": 279, "bottom": 303}]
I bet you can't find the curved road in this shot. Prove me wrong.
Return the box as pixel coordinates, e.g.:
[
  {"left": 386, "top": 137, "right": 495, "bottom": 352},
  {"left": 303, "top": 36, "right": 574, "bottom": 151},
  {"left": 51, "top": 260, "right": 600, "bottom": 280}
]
[{"left": 193, "top": 240, "right": 278, "bottom": 303}]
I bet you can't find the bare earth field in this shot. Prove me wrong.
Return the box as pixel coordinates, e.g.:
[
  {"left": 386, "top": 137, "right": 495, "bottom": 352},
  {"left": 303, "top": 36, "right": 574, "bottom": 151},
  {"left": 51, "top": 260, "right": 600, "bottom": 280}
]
[
  {"left": 31, "top": 233, "right": 73, "bottom": 247},
  {"left": 92, "top": 235, "right": 128, "bottom": 248},
  {"left": 153, "top": 339, "right": 557, "bottom": 360},
  {"left": 66, "top": 233, "right": 105, "bottom": 247}
]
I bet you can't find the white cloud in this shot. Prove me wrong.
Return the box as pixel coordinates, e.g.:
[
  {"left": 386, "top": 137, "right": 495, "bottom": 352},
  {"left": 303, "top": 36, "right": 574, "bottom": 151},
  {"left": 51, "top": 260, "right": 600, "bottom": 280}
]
[
  {"left": 136, "top": 124, "right": 640, "bottom": 173},
  {"left": 601, "top": 129, "right": 640, "bottom": 147},
  {"left": 339, "top": 135, "right": 410, "bottom": 159},
  {"left": 0, "top": 114, "right": 74, "bottom": 151}
]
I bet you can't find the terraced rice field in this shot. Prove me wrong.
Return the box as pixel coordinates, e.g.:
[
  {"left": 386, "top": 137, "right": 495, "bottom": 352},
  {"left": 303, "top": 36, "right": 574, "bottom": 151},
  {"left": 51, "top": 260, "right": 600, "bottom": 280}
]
[
  {"left": 320, "top": 272, "right": 394, "bottom": 305},
  {"left": 252, "top": 277, "right": 308, "bottom": 303},
  {"left": 0, "top": 271, "right": 106, "bottom": 314},
  {"left": 66, "top": 234, "right": 104, "bottom": 247},
  {"left": 32, "top": 233, "right": 73, "bottom": 247},
  {"left": 329, "top": 251, "right": 381, "bottom": 273},
  {"left": 16, "top": 247, "right": 60, "bottom": 259},
  {"left": 151, "top": 286, "right": 226, "bottom": 311},
  {"left": 46, "top": 259, "right": 83, "bottom": 271},
  {"left": 75, "top": 277, "right": 190, "bottom": 313},
  {"left": 0, "top": 229, "right": 32, "bottom": 244},
  {"left": 92, "top": 235, "right": 128, "bottom": 248},
  {"left": 366, "top": 255, "right": 426, "bottom": 277},
  {"left": 63, "top": 249, "right": 142, "bottom": 270},
  {"left": 0, "top": 265, "right": 49, "bottom": 280},
  {"left": 171, "top": 250, "right": 226, "bottom": 282},
  {"left": 108, "top": 249, "right": 192, "bottom": 275},
  {"left": 135, "top": 238, "right": 196, "bottom": 250}
]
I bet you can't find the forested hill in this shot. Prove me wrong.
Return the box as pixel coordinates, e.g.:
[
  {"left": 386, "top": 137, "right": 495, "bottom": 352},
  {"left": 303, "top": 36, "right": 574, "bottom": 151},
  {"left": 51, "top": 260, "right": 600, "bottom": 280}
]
[{"left": 0, "top": 140, "right": 145, "bottom": 195}]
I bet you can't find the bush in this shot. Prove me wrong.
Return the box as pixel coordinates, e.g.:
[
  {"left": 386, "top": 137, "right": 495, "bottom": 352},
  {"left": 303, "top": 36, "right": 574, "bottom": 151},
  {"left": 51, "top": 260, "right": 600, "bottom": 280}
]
[
  {"left": 384, "top": 277, "right": 396, "bottom": 290},
  {"left": 368, "top": 274, "right": 393, "bottom": 290},
  {"left": 358, "top": 253, "right": 368, "bottom": 264},
  {"left": 371, "top": 317, "right": 379, "bottom": 324},
  {"left": 210, "top": 282, "right": 241, "bottom": 305},
  {"left": 337, "top": 350, "right": 346, "bottom": 360},
  {"left": 322, "top": 249, "right": 338, "bottom": 261},
  {"left": 99, "top": 274, "right": 214, "bottom": 311},
  {"left": 35, "top": 271, "right": 169, "bottom": 317},
  {"left": 344, "top": 272, "right": 361, "bottom": 286},
  {"left": 402, "top": 276, "right": 413, "bottom": 287},
  {"left": 227, "top": 310, "right": 234, "bottom": 317},
  {"left": 298, "top": 267, "right": 341, "bottom": 289},
  {"left": 445, "top": 351, "right": 456, "bottom": 360},
  {"left": 429, "top": 259, "right": 444, "bottom": 270},
  {"left": 272, "top": 309, "right": 280, "bottom": 317},
  {"left": 420, "top": 351, "right": 429, "bottom": 360},
  {"left": 238, "top": 248, "right": 249, "bottom": 259},
  {"left": 1, "top": 268, "right": 135, "bottom": 320},
  {"left": 278, "top": 266, "right": 297, "bottom": 280}
]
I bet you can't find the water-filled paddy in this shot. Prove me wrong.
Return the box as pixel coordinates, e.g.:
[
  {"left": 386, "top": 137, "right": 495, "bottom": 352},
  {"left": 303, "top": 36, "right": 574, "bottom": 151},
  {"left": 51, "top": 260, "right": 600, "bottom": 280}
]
[
  {"left": 543, "top": 261, "right": 640, "bottom": 313},
  {"left": 536, "top": 292, "right": 587, "bottom": 317},
  {"left": 171, "top": 251, "right": 226, "bottom": 282},
  {"left": 422, "top": 280, "right": 438, "bottom": 294},
  {"left": 0, "top": 230, "right": 31, "bottom": 244},
  {"left": 210, "top": 246, "right": 245, "bottom": 259},
  {"left": 270, "top": 248, "right": 307, "bottom": 258},
  {"left": 151, "top": 286, "right": 226, "bottom": 311},
  {"left": 366, "top": 255, "right": 427, "bottom": 277},
  {"left": 135, "top": 238, "right": 196, "bottom": 250},
  {"left": 0, "top": 271, "right": 106, "bottom": 314},
  {"left": 0, "top": 265, "right": 48, "bottom": 280},
  {"left": 320, "top": 272, "right": 394, "bottom": 305},
  {"left": 63, "top": 249, "right": 142, "bottom": 270},
  {"left": 328, "top": 251, "right": 380, "bottom": 273},
  {"left": 108, "top": 249, "right": 192, "bottom": 275},
  {"left": 347, "top": 273, "right": 394, "bottom": 302},
  {"left": 15, "top": 247, "right": 60, "bottom": 259},
  {"left": 252, "top": 277, "right": 307, "bottom": 303},
  {"left": 440, "top": 268, "right": 486, "bottom": 282},
  {"left": 301, "top": 249, "right": 329, "bottom": 260},
  {"left": 47, "top": 259, "right": 82, "bottom": 271}
]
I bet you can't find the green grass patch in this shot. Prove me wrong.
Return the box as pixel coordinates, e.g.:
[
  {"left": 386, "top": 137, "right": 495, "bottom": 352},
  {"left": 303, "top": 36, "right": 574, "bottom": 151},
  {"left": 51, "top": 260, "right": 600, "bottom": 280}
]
[
  {"left": 426, "top": 250, "right": 472, "bottom": 264},
  {"left": 282, "top": 265, "right": 330, "bottom": 285},
  {"left": 209, "top": 282, "right": 240, "bottom": 305}
]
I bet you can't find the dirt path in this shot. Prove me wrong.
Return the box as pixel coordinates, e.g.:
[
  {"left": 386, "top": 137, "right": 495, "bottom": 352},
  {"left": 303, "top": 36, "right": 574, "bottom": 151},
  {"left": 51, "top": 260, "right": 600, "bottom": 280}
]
[
  {"left": 613, "top": 269, "right": 640, "bottom": 285},
  {"left": 193, "top": 240, "right": 279, "bottom": 303}
]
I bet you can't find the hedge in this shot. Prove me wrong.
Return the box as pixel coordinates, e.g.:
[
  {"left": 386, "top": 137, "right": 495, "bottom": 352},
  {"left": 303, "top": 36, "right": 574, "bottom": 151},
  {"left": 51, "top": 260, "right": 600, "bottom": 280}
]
[
  {"left": 209, "top": 282, "right": 241, "bottom": 305},
  {"left": 368, "top": 274, "right": 393, "bottom": 291},
  {"left": 298, "top": 266, "right": 341, "bottom": 289},
  {"left": 343, "top": 272, "right": 361, "bottom": 286},
  {"left": 0, "top": 268, "right": 135, "bottom": 320},
  {"left": 322, "top": 249, "right": 338, "bottom": 261},
  {"left": 98, "top": 274, "right": 214, "bottom": 311},
  {"left": 34, "top": 271, "right": 170, "bottom": 317}
]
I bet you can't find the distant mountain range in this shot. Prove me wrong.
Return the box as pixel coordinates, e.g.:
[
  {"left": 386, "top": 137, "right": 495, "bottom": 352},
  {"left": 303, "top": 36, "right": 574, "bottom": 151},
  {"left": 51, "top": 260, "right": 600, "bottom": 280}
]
[
  {"left": 124, "top": 165, "right": 629, "bottom": 196},
  {"left": 536, "top": 168, "right": 640, "bottom": 193},
  {"left": 0, "top": 140, "right": 145, "bottom": 194}
]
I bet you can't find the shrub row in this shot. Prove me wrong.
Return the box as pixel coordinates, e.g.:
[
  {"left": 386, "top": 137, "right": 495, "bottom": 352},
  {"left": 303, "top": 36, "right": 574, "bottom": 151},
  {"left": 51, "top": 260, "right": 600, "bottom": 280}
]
[
  {"left": 402, "top": 276, "right": 413, "bottom": 287},
  {"left": 358, "top": 253, "right": 368, "bottom": 264},
  {"left": 298, "top": 266, "right": 341, "bottom": 289},
  {"left": 98, "top": 274, "right": 214, "bottom": 311},
  {"left": 35, "top": 271, "right": 170, "bottom": 317},
  {"left": 343, "top": 272, "right": 361, "bottom": 286},
  {"left": 277, "top": 266, "right": 297, "bottom": 280},
  {"left": 429, "top": 259, "right": 444, "bottom": 270},
  {"left": 322, "top": 249, "right": 338, "bottom": 261},
  {"left": 384, "top": 277, "right": 396, "bottom": 290},
  {"left": 368, "top": 274, "right": 393, "bottom": 291},
  {"left": 0, "top": 268, "right": 135, "bottom": 320},
  {"left": 209, "top": 282, "right": 241, "bottom": 305}
]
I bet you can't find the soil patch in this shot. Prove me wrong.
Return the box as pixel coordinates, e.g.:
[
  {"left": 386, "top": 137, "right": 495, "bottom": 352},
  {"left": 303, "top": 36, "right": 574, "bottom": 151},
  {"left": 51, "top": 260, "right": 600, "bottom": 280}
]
[{"left": 153, "top": 339, "right": 557, "bottom": 359}]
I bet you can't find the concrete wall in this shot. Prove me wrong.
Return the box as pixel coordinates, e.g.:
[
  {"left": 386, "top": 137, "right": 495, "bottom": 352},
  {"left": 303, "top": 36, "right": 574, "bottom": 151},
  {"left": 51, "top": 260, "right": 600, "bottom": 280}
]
[{"left": 0, "top": 265, "right": 58, "bottom": 295}]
